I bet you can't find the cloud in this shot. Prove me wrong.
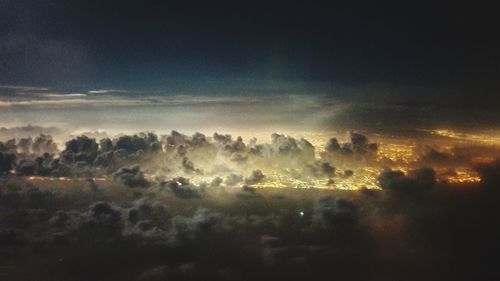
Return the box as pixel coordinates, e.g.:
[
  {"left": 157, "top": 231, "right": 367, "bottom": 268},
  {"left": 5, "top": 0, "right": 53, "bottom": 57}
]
[
  {"left": 415, "top": 145, "right": 454, "bottom": 164},
  {"left": 0, "top": 135, "right": 62, "bottom": 176},
  {"left": 225, "top": 174, "right": 243, "bottom": 186},
  {"left": 44, "top": 93, "right": 87, "bottom": 98},
  {"left": 81, "top": 201, "right": 124, "bottom": 237},
  {"left": 304, "top": 161, "right": 336, "bottom": 178},
  {"left": 323, "top": 132, "right": 378, "bottom": 158},
  {"left": 88, "top": 89, "right": 136, "bottom": 94},
  {"left": 325, "top": 138, "right": 341, "bottom": 152},
  {"left": 0, "top": 125, "right": 62, "bottom": 141},
  {"left": 168, "top": 208, "right": 230, "bottom": 243},
  {"left": 182, "top": 157, "right": 202, "bottom": 174},
  {"left": 0, "top": 152, "right": 16, "bottom": 174},
  {"left": 63, "top": 135, "right": 99, "bottom": 162},
  {"left": 112, "top": 165, "right": 150, "bottom": 188},
  {"left": 0, "top": 85, "right": 49, "bottom": 91},
  {"left": 378, "top": 167, "right": 436, "bottom": 197},
  {"left": 32, "top": 134, "right": 59, "bottom": 155},
  {"left": 475, "top": 159, "right": 500, "bottom": 191},
  {"left": 0, "top": 129, "right": 383, "bottom": 192},
  {"left": 3, "top": 161, "right": 500, "bottom": 281},
  {"left": 161, "top": 177, "right": 201, "bottom": 199},
  {"left": 47, "top": 201, "right": 125, "bottom": 244},
  {"left": 245, "top": 170, "right": 265, "bottom": 185},
  {"left": 314, "top": 197, "right": 359, "bottom": 226},
  {"left": 270, "top": 133, "right": 315, "bottom": 160},
  {"left": 0, "top": 98, "right": 144, "bottom": 108},
  {"left": 0, "top": 134, "right": 58, "bottom": 156},
  {"left": 115, "top": 133, "right": 161, "bottom": 154}
]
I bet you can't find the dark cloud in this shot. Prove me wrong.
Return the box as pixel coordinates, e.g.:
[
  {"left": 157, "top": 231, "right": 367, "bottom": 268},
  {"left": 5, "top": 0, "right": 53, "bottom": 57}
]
[
  {"left": 14, "top": 158, "right": 38, "bottom": 175},
  {"left": 86, "top": 178, "right": 99, "bottom": 192},
  {"left": 416, "top": 145, "right": 454, "bottom": 164},
  {"left": 325, "top": 138, "right": 341, "bottom": 153},
  {"left": 343, "top": 170, "right": 354, "bottom": 177},
  {"left": 314, "top": 197, "right": 359, "bottom": 226},
  {"left": 378, "top": 167, "right": 436, "bottom": 198},
  {"left": 322, "top": 132, "right": 378, "bottom": 163},
  {"left": 112, "top": 165, "right": 150, "bottom": 188},
  {"left": 137, "top": 264, "right": 199, "bottom": 281},
  {"left": 241, "top": 185, "right": 258, "bottom": 195},
  {"left": 2, "top": 170, "right": 500, "bottom": 281},
  {"left": 4, "top": 127, "right": 500, "bottom": 280},
  {"left": 79, "top": 202, "right": 124, "bottom": 239},
  {"left": 213, "top": 133, "right": 232, "bottom": 144},
  {"left": 161, "top": 177, "right": 201, "bottom": 199},
  {"left": 225, "top": 174, "right": 243, "bottom": 186},
  {"left": 168, "top": 208, "right": 230, "bottom": 244},
  {"left": 245, "top": 170, "right": 265, "bottom": 185},
  {"left": 413, "top": 144, "right": 500, "bottom": 170},
  {"left": 0, "top": 139, "right": 16, "bottom": 153},
  {"left": 210, "top": 177, "right": 223, "bottom": 188},
  {"left": 116, "top": 133, "right": 161, "bottom": 154},
  {"left": 62, "top": 135, "right": 99, "bottom": 164},
  {"left": 475, "top": 159, "right": 500, "bottom": 192},
  {"left": 0, "top": 151, "right": 16, "bottom": 174},
  {"left": 304, "top": 161, "right": 336, "bottom": 178},
  {"left": 65, "top": 136, "right": 97, "bottom": 154},
  {"left": 182, "top": 157, "right": 202, "bottom": 174},
  {"left": 163, "top": 131, "right": 209, "bottom": 153}
]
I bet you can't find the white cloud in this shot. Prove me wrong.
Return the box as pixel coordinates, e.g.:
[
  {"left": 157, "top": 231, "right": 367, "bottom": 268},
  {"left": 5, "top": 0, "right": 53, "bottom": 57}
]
[
  {"left": 44, "top": 93, "right": 88, "bottom": 98},
  {"left": 0, "top": 85, "right": 50, "bottom": 91},
  {"left": 88, "top": 89, "right": 136, "bottom": 94}
]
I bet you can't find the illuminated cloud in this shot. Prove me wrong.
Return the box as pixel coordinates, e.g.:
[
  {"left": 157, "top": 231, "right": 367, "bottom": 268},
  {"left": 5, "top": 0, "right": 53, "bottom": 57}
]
[
  {"left": 88, "top": 89, "right": 136, "bottom": 94},
  {"left": 44, "top": 93, "right": 88, "bottom": 98},
  {"left": 0, "top": 85, "right": 50, "bottom": 91}
]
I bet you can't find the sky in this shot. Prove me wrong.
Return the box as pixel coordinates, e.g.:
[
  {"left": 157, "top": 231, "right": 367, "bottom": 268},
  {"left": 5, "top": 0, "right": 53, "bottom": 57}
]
[
  {"left": 1, "top": 1, "right": 499, "bottom": 95},
  {"left": 0, "top": 1, "right": 499, "bottom": 134}
]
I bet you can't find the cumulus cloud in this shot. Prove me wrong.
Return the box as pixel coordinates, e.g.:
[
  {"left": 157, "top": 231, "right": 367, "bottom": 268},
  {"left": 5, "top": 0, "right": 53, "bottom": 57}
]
[
  {"left": 323, "top": 132, "right": 378, "bottom": 160},
  {"left": 325, "top": 138, "right": 341, "bottom": 152},
  {"left": 304, "top": 161, "right": 336, "bottom": 178},
  {"left": 2, "top": 160, "right": 499, "bottom": 281},
  {"left": 115, "top": 133, "right": 161, "bottom": 154},
  {"left": 225, "top": 174, "right": 243, "bottom": 186},
  {"left": 314, "top": 197, "right": 359, "bottom": 226},
  {"left": 0, "top": 152, "right": 16, "bottom": 174},
  {"left": 0, "top": 125, "right": 62, "bottom": 141},
  {"left": 168, "top": 208, "right": 230, "bottom": 243},
  {"left": 63, "top": 135, "right": 99, "bottom": 162},
  {"left": 79, "top": 202, "right": 124, "bottom": 238},
  {"left": 270, "top": 133, "right": 315, "bottom": 161},
  {"left": 378, "top": 167, "right": 436, "bottom": 197},
  {"left": 113, "top": 165, "right": 150, "bottom": 188},
  {"left": 245, "top": 170, "right": 265, "bottom": 185},
  {"left": 182, "top": 157, "right": 202, "bottom": 174},
  {"left": 161, "top": 177, "right": 201, "bottom": 198},
  {"left": 0, "top": 130, "right": 383, "bottom": 193}
]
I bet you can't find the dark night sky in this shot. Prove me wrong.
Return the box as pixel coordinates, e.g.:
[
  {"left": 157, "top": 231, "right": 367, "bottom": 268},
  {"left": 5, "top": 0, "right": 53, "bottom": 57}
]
[{"left": 1, "top": 1, "right": 499, "bottom": 98}]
